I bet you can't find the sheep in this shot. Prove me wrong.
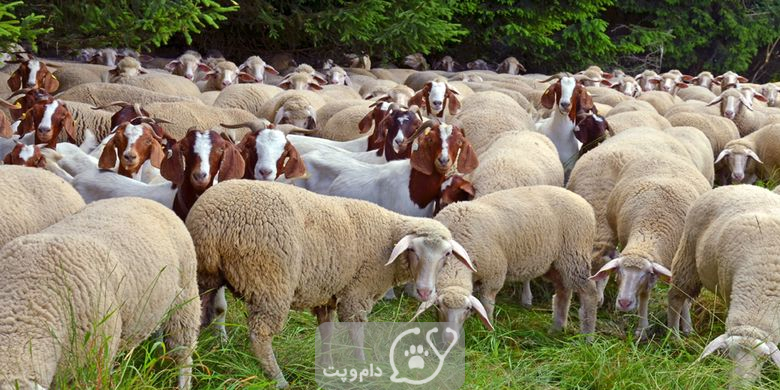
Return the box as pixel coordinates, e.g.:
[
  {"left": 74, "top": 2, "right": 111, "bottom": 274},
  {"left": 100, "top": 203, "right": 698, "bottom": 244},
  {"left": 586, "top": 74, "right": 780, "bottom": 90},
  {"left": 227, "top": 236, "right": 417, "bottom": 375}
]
[
  {"left": 496, "top": 56, "right": 525, "bottom": 75},
  {"left": 57, "top": 100, "right": 114, "bottom": 142},
  {"left": 605, "top": 100, "right": 656, "bottom": 117},
  {"left": 314, "top": 105, "right": 376, "bottom": 141},
  {"left": 576, "top": 66, "right": 608, "bottom": 87},
  {"left": 51, "top": 66, "right": 102, "bottom": 93},
  {"left": 658, "top": 70, "right": 689, "bottom": 94},
  {"left": 684, "top": 71, "right": 716, "bottom": 91},
  {"left": 358, "top": 79, "right": 398, "bottom": 99},
  {"left": 675, "top": 84, "right": 717, "bottom": 103},
  {"left": 422, "top": 185, "right": 598, "bottom": 337},
  {"left": 0, "top": 197, "right": 198, "bottom": 389},
  {"left": 589, "top": 155, "right": 710, "bottom": 338},
  {"left": 761, "top": 83, "right": 778, "bottom": 107},
  {"left": 467, "top": 59, "right": 492, "bottom": 71},
  {"left": 325, "top": 65, "right": 351, "bottom": 85},
  {"left": 468, "top": 131, "right": 563, "bottom": 197},
  {"left": 403, "top": 53, "right": 429, "bottom": 70},
  {"left": 346, "top": 53, "right": 372, "bottom": 69},
  {"left": 601, "top": 75, "right": 641, "bottom": 98},
  {"left": 315, "top": 100, "right": 372, "bottom": 130},
  {"left": 0, "top": 165, "right": 85, "bottom": 247},
  {"left": 88, "top": 47, "right": 119, "bottom": 67},
  {"left": 635, "top": 69, "right": 662, "bottom": 91},
  {"left": 106, "top": 56, "right": 148, "bottom": 82},
  {"left": 188, "top": 179, "right": 475, "bottom": 387},
  {"left": 714, "top": 123, "right": 780, "bottom": 184},
  {"left": 464, "top": 83, "right": 536, "bottom": 113},
  {"left": 662, "top": 100, "right": 720, "bottom": 118},
  {"left": 212, "top": 83, "right": 284, "bottom": 117},
  {"left": 195, "top": 61, "right": 256, "bottom": 92},
  {"left": 143, "top": 101, "right": 258, "bottom": 139},
  {"left": 115, "top": 72, "right": 202, "bottom": 97},
  {"left": 459, "top": 90, "right": 523, "bottom": 113},
  {"left": 259, "top": 91, "right": 327, "bottom": 130},
  {"left": 317, "top": 84, "right": 362, "bottom": 101},
  {"left": 606, "top": 110, "right": 672, "bottom": 134},
  {"left": 666, "top": 112, "right": 741, "bottom": 158},
  {"left": 238, "top": 55, "right": 279, "bottom": 84},
  {"left": 371, "top": 84, "right": 416, "bottom": 107},
  {"left": 278, "top": 71, "right": 324, "bottom": 91},
  {"left": 165, "top": 52, "right": 211, "bottom": 81},
  {"left": 56, "top": 82, "right": 197, "bottom": 108},
  {"left": 403, "top": 71, "right": 441, "bottom": 91},
  {"left": 667, "top": 185, "right": 780, "bottom": 389},
  {"left": 433, "top": 55, "right": 459, "bottom": 72},
  {"left": 455, "top": 107, "right": 534, "bottom": 155},
  {"left": 715, "top": 70, "right": 748, "bottom": 91},
  {"left": 707, "top": 87, "right": 780, "bottom": 136},
  {"left": 585, "top": 86, "right": 632, "bottom": 107},
  {"left": 663, "top": 126, "right": 715, "bottom": 184},
  {"left": 637, "top": 90, "right": 682, "bottom": 114},
  {"left": 371, "top": 68, "right": 415, "bottom": 85}
]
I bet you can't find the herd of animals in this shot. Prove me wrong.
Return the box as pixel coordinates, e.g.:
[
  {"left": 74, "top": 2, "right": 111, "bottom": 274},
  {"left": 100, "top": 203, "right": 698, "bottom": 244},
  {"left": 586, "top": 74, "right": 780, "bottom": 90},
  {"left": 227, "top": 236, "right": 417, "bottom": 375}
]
[{"left": 1, "top": 46, "right": 780, "bottom": 389}]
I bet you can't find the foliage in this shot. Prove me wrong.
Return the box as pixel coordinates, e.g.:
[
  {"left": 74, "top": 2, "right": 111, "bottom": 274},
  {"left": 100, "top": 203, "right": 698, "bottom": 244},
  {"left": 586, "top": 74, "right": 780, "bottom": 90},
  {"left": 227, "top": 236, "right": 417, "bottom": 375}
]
[
  {"left": 23, "top": 0, "right": 238, "bottom": 52},
  {"left": 0, "top": 1, "right": 51, "bottom": 52}
]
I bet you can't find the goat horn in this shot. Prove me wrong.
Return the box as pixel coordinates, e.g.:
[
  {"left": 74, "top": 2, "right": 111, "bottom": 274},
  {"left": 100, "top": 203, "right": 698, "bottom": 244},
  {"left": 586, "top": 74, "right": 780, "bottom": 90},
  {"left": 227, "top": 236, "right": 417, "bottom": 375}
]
[
  {"left": 133, "top": 103, "right": 143, "bottom": 117},
  {"left": 404, "top": 118, "right": 439, "bottom": 146},
  {"left": 0, "top": 98, "right": 17, "bottom": 110},
  {"left": 91, "top": 101, "right": 132, "bottom": 110},
  {"left": 539, "top": 72, "right": 570, "bottom": 83},
  {"left": 220, "top": 120, "right": 269, "bottom": 133},
  {"left": 7, "top": 88, "right": 34, "bottom": 100},
  {"left": 276, "top": 124, "right": 315, "bottom": 135}
]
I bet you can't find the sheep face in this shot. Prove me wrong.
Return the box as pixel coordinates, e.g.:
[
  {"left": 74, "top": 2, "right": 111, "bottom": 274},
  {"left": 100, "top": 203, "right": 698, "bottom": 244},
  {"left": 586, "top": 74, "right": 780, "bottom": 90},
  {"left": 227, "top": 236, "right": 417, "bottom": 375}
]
[
  {"left": 589, "top": 257, "right": 671, "bottom": 312},
  {"left": 635, "top": 70, "right": 661, "bottom": 92},
  {"left": 435, "top": 292, "right": 492, "bottom": 343},
  {"left": 761, "top": 84, "right": 778, "bottom": 106},
  {"left": 699, "top": 335, "right": 780, "bottom": 390},
  {"left": 3, "top": 143, "right": 45, "bottom": 168},
  {"left": 236, "top": 129, "right": 306, "bottom": 181},
  {"left": 708, "top": 89, "right": 754, "bottom": 120},
  {"left": 90, "top": 48, "right": 118, "bottom": 67},
  {"left": 387, "top": 235, "right": 475, "bottom": 302},
  {"left": 715, "top": 71, "right": 748, "bottom": 91},
  {"left": 660, "top": 73, "right": 688, "bottom": 94},
  {"left": 239, "top": 56, "right": 279, "bottom": 84},
  {"left": 165, "top": 54, "right": 211, "bottom": 80},
  {"left": 714, "top": 146, "right": 762, "bottom": 184},
  {"left": 274, "top": 104, "right": 317, "bottom": 129}
]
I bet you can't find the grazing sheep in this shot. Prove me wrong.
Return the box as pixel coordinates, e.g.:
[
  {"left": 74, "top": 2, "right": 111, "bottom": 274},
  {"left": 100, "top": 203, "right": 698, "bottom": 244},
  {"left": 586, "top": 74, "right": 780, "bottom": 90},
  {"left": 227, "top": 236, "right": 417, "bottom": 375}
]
[
  {"left": 590, "top": 155, "right": 710, "bottom": 337},
  {"left": 212, "top": 83, "right": 284, "bottom": 117},
  {"left": 715, "top": 123, "right": 780, "bottom": 184},
  {"left": 425, "top": 185, "right": 598, "bottom": 337},
  {"left": 188, "top": 179, "right": 475, "bottom": 388},
  {"left": 605, "top": 110, "right": 672, "bottom": 134},
  {"left": 707, "top": 87, "right": 780, "bottom": 136},
  {"left": 0, "top": 165, "right": 85, "bottom": 247},
  {"left": 0, "top": 198, "right": 198, "bottom": 389},
  {"left": 667, "top": 185, "right": 780, "bottom": 389}
]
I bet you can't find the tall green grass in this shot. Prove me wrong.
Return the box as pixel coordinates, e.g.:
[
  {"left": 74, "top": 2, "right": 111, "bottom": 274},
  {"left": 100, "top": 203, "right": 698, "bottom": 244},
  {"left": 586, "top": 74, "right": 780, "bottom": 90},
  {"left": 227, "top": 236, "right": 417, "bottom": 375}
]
[{"left": 56, "top": 282, "right": 780, "bottom": 389}]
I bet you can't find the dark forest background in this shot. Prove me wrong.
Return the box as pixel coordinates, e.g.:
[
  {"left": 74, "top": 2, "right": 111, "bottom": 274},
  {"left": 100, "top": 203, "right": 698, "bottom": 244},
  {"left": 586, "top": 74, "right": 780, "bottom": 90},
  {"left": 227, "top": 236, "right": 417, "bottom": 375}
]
[{"left": 2, "top": 0, "right": 779, "bottom": 81}]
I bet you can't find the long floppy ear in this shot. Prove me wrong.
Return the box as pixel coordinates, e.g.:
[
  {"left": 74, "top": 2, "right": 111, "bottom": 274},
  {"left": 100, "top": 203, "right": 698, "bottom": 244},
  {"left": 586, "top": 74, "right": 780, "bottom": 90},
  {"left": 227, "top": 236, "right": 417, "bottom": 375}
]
[
  {"left": 98, "top": 136, "right": 118, "bottom": 169},
  {"left": 446, "top": 90, "right": 461, "bottom": 115},
  {"left": 307, "top": 82, "right": 323, "bottom": 90},
  {"left": 278, "top": 79, "right": 292, "bottom": 90},
  {"left": 238, "top": 72, "right": 257, "bottom": 83},
  {"left": 541, "top": 84, "right": 558, "bottom": 109},
  {"left": 273, "top": 107, "right": 286, "bottom": 124},
  {"left": 0, "top": 113, "right": 11, "bottom": 138},
  {"left": 17, "top": 108, "right": 35, "bottom": 136},
  {"left": 469, "top": 295, "right": 494, "bottom": 331},
  {"left": 652, "top": 262, "right": 672, "bottom": 283},
  {"left": 42, "top": 72, "right": 59, "bottom": 93},
  {"left": 358, "top": 111, "right": 374, "bottom": 133},
  {"left": 746, "top": 149, "right": 763, "bottom": 164},
  {"left": 7, "top": 69, "right": 22, "bottom": 91},
  {"left": 161, "top": 142, "right": 186, "bottom": 185},
  {"left": 410, "top": 137, "right": 435, "bottom": 175},
  {"left": 590, "top": 258, "right": 622, "bottom": 281},
  {"left": 408, "top": 89, "right": 427, "bottom": 108},
  {"left": 578, "top": 87, "right": 595, "bottom": 111},
  {"left": 737, "top": 76, "right": 749, "bottom": 83},
  {"left": 59, "top": 108, "right": 77, "bottom": 142},
  {"left": 456, "top": 139, "right": 479, "bottom": 174},
  {"left": 279, "top": 142, "right": 306, "bottom": 179},
  {"left": 697, "top": 334, "right": 729, "bottom": 362},
  {"left": 386, "top": 235, "right": 415, "bottom": 266},
  {"left": 149, "top": 139, "right": 165, "bottom": 168},
  {"left": 2, "top": 150, "right": 13, "bottom": 164},
  {"left": 217, "top": 143, "right": 246, "bottom": 182},
  {"left": 450, "top": 239, "right": 476, "bottom": 272}
]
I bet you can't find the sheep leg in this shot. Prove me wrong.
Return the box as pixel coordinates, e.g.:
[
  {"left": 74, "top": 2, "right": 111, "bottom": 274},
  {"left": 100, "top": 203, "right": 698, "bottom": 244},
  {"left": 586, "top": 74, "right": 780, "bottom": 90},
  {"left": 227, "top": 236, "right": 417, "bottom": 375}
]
[
  {"left": 520, "top": 281, "right": 533, "bottom": 308},
  {"left": 546, "top": 268, "right": 571, "bottom": 333},
  {"left": 313, "top": 299, "right": 337, "bottom": 368},
  {"left": 162, "top": 288, "right": 199, "bottom": 390},
  {"left": 575, "top": 278, "right": 599, "bottom": 336},
  {"left": 667, "top": 236, "right": 702, "bottom": 337},
  {"left": 247, "top": 305, "right": 289, "bottom": 388},
  {"left": 337, "top": 298, "right": 371, "bottom": 361},
  {"left": 681, "top": 299, "right": 693, "bottom": 335},
  {"left": 214, "top": 286, "right": 228, "bottom": 342}
]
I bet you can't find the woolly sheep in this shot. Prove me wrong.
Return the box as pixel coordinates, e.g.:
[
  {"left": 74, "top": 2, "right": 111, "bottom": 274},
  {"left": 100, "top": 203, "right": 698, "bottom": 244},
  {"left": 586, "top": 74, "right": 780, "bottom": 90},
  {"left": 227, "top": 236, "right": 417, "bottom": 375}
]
[
  {"left": 637, "top": 90, "right": 683, "bottom": 115},
  {"left": 258, "top": 90, "right": 327, "bottom": 129},
  {"left": 761, "top": 83, "right": 778, "bottom": 107},
  {"left": 662, "top": 100, "right": 720, "bottom": 119},
  {"left": 604, "top": 100, "right": 656, "bottom": 117},
  {"left": 606, "top": 110, "right": 672, "bottom": 134},
  {"left": 675, "top": 84, "right": 717, "bottom": 103},
  {"left": 60, "top": 100, "right": 115, "bottom": 142},
  {"left": 143, "top": 101, "right": 257, "bottom": 139},
  {"left": 715, "top": 123, "right": 780, "bottom": 184},
  {"left": 668, "top": 185, "right": 780, "bottom": 388},
  {"left": 457, "top": 108, "right": 535, "bottom": 155},
  {"left": 57, "top": 82, "right": 197, "bottom": 108},
  {"left": 371, "top": 68, "right": 415, "bottom": 85},
  {"left": 115, "top": 73, "right": 202, "bottom": 97},
  {"left": 666, "top": 112, "right": 740, "bottom": 157},
  {"left": 188, "top": 180, "right": 476, "bottom": 388},
  {"left": 238, "top": 55, "right": 279, "bottom": 84},
  {"left": 315, "top": 100, "right": 372, "bottom": 130},
  {"left": 198, "top": 91, "right": 220, "bottom": 105},
  {"left": 312, "top": 105, "right": 374, "bottom": 141},
  {"left": 469, "top": 131, "right": 564, "bottom": 197},
  {"left": 358, "top": 79, "right": 398, "bottom": 99},
  {"left": 459, "top": 91, "right": 523, "bottom": 113},
  {"left": 0, "top": 198, "right": 198, "bottom": 389},
  {"left": 0, "top": 165, "right": 85, "bottom": 247},
  {"left": 51, "top": 66, "right": 102, "bottom": 93},
  {"left": 197, "top": 61, "right": 256, "bottom": 92},
  {"left": 590, "top": 156, "right": 710, "bottom": 338},
  {"left": 707, "top": 87, "right": 780, "bottom": 136},
  {"left": 462, "top": 84, "right": 536, "bottom": 113},
  {"left": 663, "top": 126, "right": 715, "bottom": 185},
  {"left": 212, "top": 83, "right": 284, "bottom": 116},
  {"left": 425, "top": 185, "right": 598, "bottom": 338},
  {"left": 278, "top": 71, "right": 325, "bottom": 91},
  {"left": 317, "top": 84, "right": 362, "bottom": 101},
  {"left": 586, "top": 86, "right": 631, "bottom": 107},
  {"left": 106, "top": 56, "right": 148, "bottom": 82},
  {"left": 164, "top": 52, "right": 210, "bottom": 81}
]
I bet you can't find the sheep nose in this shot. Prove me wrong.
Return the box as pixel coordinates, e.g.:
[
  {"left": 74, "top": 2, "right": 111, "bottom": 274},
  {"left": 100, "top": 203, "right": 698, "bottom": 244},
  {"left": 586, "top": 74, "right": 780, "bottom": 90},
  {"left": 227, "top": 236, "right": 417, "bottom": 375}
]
[
  {"left": 259, "top": 168, "right": 273, "bottom": 178},
  {"left": 725, "top": 111, "right": 735, "bottom": 118},
  {"left": 222, "top": 80, "right": 232, "bottom": 87},
  {"left": 417, "top": 288, "right": 431, "bottom": 301},
  {"left": 617, "top": 298, "right": 632, "bottom": 311},
  {"left": 733, "top": 172, "right": 744, "bottom": 182},
  {"left": 185, "top": 74, "right": 193, "bottom": 80}
]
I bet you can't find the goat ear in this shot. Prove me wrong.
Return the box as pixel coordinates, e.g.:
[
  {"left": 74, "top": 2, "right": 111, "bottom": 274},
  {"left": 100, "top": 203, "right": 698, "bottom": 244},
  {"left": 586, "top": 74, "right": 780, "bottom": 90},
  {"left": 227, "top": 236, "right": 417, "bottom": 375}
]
[
  {"left": 358, "top": 111, "right": 374, "bottom": 133},
  {"left": 447, "top": 90, "right": 461, "bottom": 115},
  {"left": 59, "top": 108, "right": 77, "bottom": 143},
  {"left": 280, "top": 142, "right": 306, "bottom": 179},
  {"left": 98, "top": 136, "right": 118, "bottom": 169},
  {"left": 7, "top": 70, "right": 21, "bottom": 91},
  {"left": 456, "top": 139, "right": 479, "bottom": 174},
  {"left": 17, "top": 109, "right": 34, "bottom": 136},
  {"left": 541, "top": 84, "right": 557, "bottom": 109},
  {"left": 149, "top": 139, "right": 165, "bottom": 168},
  {"left": 408, "top": 90, "right": 426, "bottom": 108},
  {"left": 410, "top": 138, "right": 435, "bottom": 175},
  {"left": 264, "top": 65, "right": 279, "bottom": 75},
  {"left": 42, "top": 72, "right": 59, "bottom": 93},
  {"left": 578, "top": 88, "right": 595, "bottom": 111},
  {"left": 161, "top": 142, "right": 186, "bottom": 185},
  {"left": 0, "top": 114, "right": 11, "bottom": 138},
  {"left": 2, "top": 151, "right": 12, "bottom": 164},
  {"left": 217, "top": 143, "right": 246, "bottom": 182}
]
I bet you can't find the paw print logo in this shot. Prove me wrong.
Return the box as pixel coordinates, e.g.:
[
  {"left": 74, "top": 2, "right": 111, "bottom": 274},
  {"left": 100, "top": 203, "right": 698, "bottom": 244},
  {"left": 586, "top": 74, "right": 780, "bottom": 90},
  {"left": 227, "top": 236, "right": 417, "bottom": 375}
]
[
  {"left": 389, "top": 326, "right": 459, "bottom": 385},
  {"left": 405, "top": 345, "right": 429, "bottom": 369}
]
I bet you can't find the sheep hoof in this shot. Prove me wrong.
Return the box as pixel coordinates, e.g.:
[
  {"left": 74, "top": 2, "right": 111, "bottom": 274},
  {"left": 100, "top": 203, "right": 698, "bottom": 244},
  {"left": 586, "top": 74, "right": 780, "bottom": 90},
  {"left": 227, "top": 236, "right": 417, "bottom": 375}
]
[
  {"left": 274, "top": 373, "right": 289, "bottom": 388},
  {"left": 634, "top": 328, "right": 650, "bottom": 343}
]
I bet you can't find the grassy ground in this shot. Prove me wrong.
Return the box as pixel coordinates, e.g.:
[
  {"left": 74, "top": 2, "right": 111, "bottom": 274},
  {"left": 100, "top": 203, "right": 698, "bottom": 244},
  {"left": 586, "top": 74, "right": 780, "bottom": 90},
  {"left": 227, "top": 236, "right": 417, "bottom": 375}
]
[{"left": 65, "top": 281, "right": 780, "bottom": 390}]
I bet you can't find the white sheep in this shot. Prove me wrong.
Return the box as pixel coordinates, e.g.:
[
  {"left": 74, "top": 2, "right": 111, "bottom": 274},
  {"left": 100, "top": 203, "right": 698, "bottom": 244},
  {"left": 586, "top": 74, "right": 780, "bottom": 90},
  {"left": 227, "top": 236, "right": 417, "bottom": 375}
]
[
  {"left": 636, "top": 90, "right": 683, "bottom": 115},
  {"left": 197, "top": 61, "right": 256, "bottom": 91},
  {"left": 0, "top": 198, "right": 199, "bottom": 389},
  {"left": 707, "top": 87, "right": 780, "bottom": 136},
  {"left": 675, "top": 84, "right": 717, "bottom": 103},
  {"left": 761, "top": 83, "right": 778, "bottom": 107},
  {"left": 667, "top": 185, "right": 780, "bottom": 389},
  {"left": 187, "top": 179, "right": 475, "bottom": 388},
  {"left": 715, "top": 123, "right": 780, "bottom": 184},
  {"left": 606, "top": 110, "right": 672, "bottom": 134},
  {"left": 165, "top": 52, "right": 211, "bottom": 81},
  {"left": 238, "top": 55, "right": 279, "bottom": 84},
  {"left": 259, "top": 90, "right": 327, "bottom": 130},
  {"left": 212, "top": 83, "right": 284, "bottom": 117}
]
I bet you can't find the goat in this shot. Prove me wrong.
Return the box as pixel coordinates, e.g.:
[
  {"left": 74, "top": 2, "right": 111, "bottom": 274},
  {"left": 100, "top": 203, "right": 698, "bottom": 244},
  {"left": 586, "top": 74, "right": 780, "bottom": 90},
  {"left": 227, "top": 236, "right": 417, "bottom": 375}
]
[
  {"left": 17, "top": 100, "right": 77, "bottom": 148},
  {"left": 409, "top": 77, "right": 461, "bottom": 119},
  {"left": 98, "top": 120, "right": 166, "bottom": 180},
  {"left": 3, "top": 142, "right": 45, "bottom": 168},
  {"left": 7, "top": 57, "right": 59, "bottom": 93}
]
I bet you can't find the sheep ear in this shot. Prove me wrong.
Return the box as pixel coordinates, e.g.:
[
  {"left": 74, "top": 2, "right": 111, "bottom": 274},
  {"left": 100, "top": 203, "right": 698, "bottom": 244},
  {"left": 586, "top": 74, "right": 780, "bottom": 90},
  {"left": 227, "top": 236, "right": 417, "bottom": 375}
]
[
  {"left": 197, "top": 63, "right": 212, "bottom": 73},
  {"left": 706, "top": 95, "right": 723, "bottom": 107},
  {"left": 449, "top": 239, "right": 476, "bottom": 272},
  {"left": 217, "top": 143, "right": 246, "bottom": 182},
  {"left": 682, "top": 75, "right": 695, "bottom": 82},
  {"left": 386, "top": 235, "right": 415, "bottom": 266},
  {"left": 308, "top": 82, "right": 323, "bottom": 91},
  {"left": 675, "top": 82, "right": 688, "bottom": 89},
  {"left": 753, "top": 93, "right": 768, "bottom": 103},
  {"left": 714, "top": 148, "right": 731, "bottom": 164},
  {"left": 278, "top": 79, "right": 292, "bottom": 90},
  {"left": 468, "top": 295, "right": 494, "bottom": 331},
  {"left": 98, "top": 136, "right": 118, "bottom": 169},
  {"left": 273, "top": 107, "right": 286, "bottom": 125},
  {"left": 238, "top": 72, "right": 257, "bottom": 83},
  {"left": 746, "top": 149, "right": 763, "bottom": 164},
  {"left": 590, "top": 258, "right": 622, "bottom": 281},
  {"left": 697, "top": 334, "right": 729, "bottom": 362},
  {"left": 651, "top": 263, "right": 672, "bottom": 283},
  {"left": 757, "top": 341, "right": 780, "bottom": 369},
  {"left": 737, "top": 76, "right": 749, "bottom": 83},
  {"left": 264, "top": 65, "right": 279, "bottom": 75}
]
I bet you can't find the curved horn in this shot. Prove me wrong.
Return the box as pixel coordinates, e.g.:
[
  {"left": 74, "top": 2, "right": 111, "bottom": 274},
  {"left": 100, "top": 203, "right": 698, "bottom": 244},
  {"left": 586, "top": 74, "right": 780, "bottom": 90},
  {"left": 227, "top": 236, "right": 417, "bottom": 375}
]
[
  {"left": 133, "top": 103, "right": 143, "bottom": 117},
  {"left": 220, "top": 120, "right": 270, "bottom": 133},
  {"left": 539, "top": 72, "right": 570, "bottom": 83},
  {"left": 0, "top": 98, "right": 18, "bottom": 110},
  {"left": 7, "top": 87, "right": 34, "bottom": 100},
  {"left": 91, "top": 101, "right": 132, "bottom": 110},
  {"left": 403, "top": 118, "right": 439, "bottom": 146}
]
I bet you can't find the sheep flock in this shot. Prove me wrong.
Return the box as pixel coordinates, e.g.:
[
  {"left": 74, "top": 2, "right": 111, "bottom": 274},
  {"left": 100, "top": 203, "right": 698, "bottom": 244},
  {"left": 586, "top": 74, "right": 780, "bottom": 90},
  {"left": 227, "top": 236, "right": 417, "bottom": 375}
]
[{"left": 3, "top": 47, "right": 780, "bottom": 389}]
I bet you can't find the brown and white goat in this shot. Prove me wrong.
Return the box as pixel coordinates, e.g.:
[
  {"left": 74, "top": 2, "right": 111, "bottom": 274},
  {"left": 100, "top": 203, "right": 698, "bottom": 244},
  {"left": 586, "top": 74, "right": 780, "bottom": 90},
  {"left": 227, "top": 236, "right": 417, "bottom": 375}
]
[
  {"left": 98, "top": 121, "right": 166, "bottom": 179},
  {"left": 7, "top": 57, "right": 59, "bottom": 93},
  {"left": 91, "top": 101, "right": 175, "bottom": 147},
  {"left": 219, "top": 122, "right": 309, "bottom": 181},
  {"left": 160, "top": 128, "right": 245, "bottom": 220},
  {"left": 7, "top": 88, "right": 54, "bottom": 120},
  {"left": 409, "top": 78, "right": 461, "bottom": 119},
  {"left": 17, "top": 100, "right": 77, "bottom": 148},
  {"left": 3, "top": 142, "right": 45, "bottom": 168}
]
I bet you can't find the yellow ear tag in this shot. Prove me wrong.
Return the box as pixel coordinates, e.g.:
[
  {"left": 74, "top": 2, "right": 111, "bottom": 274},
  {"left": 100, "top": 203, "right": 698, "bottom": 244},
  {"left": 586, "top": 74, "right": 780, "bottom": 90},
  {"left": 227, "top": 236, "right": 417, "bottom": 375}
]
[
  {"left": 424, "top": 129, "right": 430, "bottom": 136},
  {"left": 51, "top": 75, "right": 57, "bottom": 80}
]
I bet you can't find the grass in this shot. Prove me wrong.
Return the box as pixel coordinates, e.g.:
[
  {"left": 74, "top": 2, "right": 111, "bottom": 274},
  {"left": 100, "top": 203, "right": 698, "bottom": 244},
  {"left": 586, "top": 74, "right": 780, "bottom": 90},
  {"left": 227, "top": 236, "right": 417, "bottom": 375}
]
[{"left": 62, "top": 281, "right": 780, "bottom": 390}]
